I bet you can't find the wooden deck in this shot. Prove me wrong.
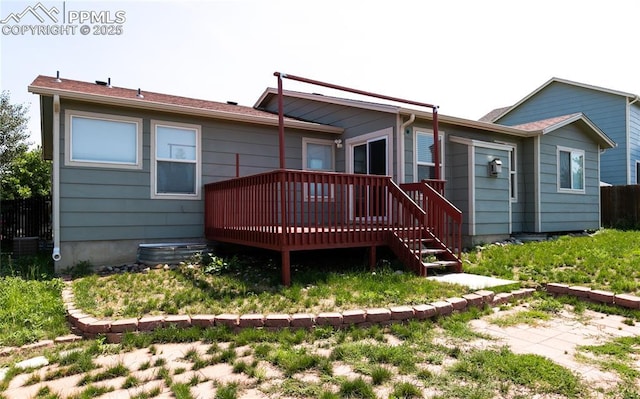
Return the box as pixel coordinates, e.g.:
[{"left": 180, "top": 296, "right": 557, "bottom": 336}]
[{"left": 205, "top": 169, "right": 462, "bottom": 285}]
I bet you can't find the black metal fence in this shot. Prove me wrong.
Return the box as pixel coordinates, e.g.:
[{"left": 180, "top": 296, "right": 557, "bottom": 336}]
[{"left": 1, "top": 195, "right": 52, "bottom": 245}]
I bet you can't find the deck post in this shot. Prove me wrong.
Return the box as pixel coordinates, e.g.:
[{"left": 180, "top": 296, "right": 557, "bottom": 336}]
[
  {"left": 281, "top": 249, "right": 291, "bottom": 286},
  {"left": 369, "top": 246, "right": 376, "bottom": 271}
]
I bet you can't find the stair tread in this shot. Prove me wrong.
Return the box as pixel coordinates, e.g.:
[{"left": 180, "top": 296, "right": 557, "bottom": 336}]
[{"left": 415, "top": 248, "right": 446, "bottom": 254}]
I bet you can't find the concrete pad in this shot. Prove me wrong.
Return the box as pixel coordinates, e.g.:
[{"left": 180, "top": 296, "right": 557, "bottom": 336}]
[
  {"left": 427, "top": 273, "right": 517, "bottom": 289},
  {"left": 15, "top": 356, "right": 49, "bottom": 369}
]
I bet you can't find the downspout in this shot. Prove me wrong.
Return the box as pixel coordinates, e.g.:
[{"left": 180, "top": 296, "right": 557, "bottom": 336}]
[
  {"left": 52, "top": 95, "right": 61, "bottom": 262},
  {"left": 399, "top": 113, "right": 415, "bottom": 183}
]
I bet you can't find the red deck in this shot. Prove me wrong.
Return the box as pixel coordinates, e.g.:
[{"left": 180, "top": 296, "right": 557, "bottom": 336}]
[{"left": 205, "top": 169, "right": 462, "bottom": 285}]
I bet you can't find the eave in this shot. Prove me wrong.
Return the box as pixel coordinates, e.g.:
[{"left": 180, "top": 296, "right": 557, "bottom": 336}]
[{"left": 28, "top": 85, "right": 344, "bottom": 135}]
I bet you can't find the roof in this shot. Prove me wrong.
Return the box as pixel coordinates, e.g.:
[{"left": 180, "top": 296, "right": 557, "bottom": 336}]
[
  {"left": 488, "top": 77, "right": 640, "bottom": 122},
  {"left": 256, "top": 85, "right": 616, "bottom": 147},
  {"left": 513, "top": 113, "right": 615, "bottom": 148},
  {"left": 478, "top": 106, "right": 511, "bottom": 122},
  {"left": 28, "top": 75, "right": 343, "bottom": 134}
]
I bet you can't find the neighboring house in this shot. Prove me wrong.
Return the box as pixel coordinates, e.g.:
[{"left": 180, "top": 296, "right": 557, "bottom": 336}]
[
  {"left": 482, "top": 77, "right": 640, "bottom": 185},
  {"left": 29, "top": 74, "right": 615, "bottom": 279}
]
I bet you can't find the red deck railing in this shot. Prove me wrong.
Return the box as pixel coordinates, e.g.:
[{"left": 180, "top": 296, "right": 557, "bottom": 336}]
[
  {"left": 400, "top": 180, "right": 463, "bottom": 263},
  {"left": 204, "top": 170, "right": 461, "bottom": 283}
]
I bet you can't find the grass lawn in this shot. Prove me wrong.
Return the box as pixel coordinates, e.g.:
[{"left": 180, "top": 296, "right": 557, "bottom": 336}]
[
  {"left": 464, "top": 229, "right": 640, "bottom": 294},
  {"left": 72, "top": 251, "right": 471, "bottom": 318},
  {"left": 4, "top": 230, "right": 640, "bottom": 397}
]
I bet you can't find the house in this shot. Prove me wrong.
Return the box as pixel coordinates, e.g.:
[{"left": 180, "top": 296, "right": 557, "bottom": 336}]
[
  {"left": 28, "top": 73, "right": 615, "bottom": 282},
  {"left": 482, "top": 77, "right": 640, "bottom": 185}
]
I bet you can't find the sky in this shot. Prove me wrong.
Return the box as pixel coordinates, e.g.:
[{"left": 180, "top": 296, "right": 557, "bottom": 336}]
[{"left": 1, "top": 0, "right": 639, "bottom": 148}]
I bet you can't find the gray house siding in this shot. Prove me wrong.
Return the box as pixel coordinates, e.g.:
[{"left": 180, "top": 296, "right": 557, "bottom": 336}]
[
  {"left": 520, "top": 139, "right": 537, "bottom": 232},
  {"left": 448, "top": 142, "right": 470, "bottom": 241},
  {"left": 537, "top": 125, "right": 601, "bottom": 232},
  {"left": 260, "top": 96, "right": 397, "bottom": 177},
  {"left": 496, "top": 82, "right": 627, "bottom": 185},
  {"left": 473, "top": 146, "right": 510, "bottom": 238},
  {"left": 630, "top": 102, "right": 640, "bottom": 183},
  {"left": 55, "top": 98, "right": 332, "bottom": 268}
]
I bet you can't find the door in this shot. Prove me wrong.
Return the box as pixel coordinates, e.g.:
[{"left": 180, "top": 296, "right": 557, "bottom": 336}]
[{"left": 353, "top": 137, "right": 387, "bottom": 219}]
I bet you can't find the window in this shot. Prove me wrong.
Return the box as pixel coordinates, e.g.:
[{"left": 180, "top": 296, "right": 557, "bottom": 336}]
[
  {"left": 151, "top": 120, "right": 201, "bottom": 199},
  {"left": 558, "top": 146, "right": 585, "bottom": 192},
  {"left": 636, "top": 161, "right": 640, "bottom": 184},
  {"left": 415, "top": 130, "right": 444, "bottom": 180},
  {"left": 65, "top": 110, "right": 142, "bottom": 169},
  {"left": 302, "top": 138, "right": 335, "bottom": 199}
]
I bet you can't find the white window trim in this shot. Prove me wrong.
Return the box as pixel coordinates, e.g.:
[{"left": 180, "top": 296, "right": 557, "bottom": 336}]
[
  {"left": 413, "top": 129, "right": 445, "bottom": 182},
  {"left": 151, "top": 120, "right": 201, "bottom": 200},
  {"left": 65, "top": 110, "right": 143, "bottom": 169},
  {"left": 495, "top": 140, "right": 518, "bottom": 203},
  {"left": 557, "top": 146, "right": 585, "bottom": 194},
  {"left": 302, "top": 137, "right": 335, "bottom": 200}
]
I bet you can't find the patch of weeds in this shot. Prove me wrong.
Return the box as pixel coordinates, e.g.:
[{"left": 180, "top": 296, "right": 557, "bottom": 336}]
[
  {"left": 252, "top": 343, "right": 272, "bottom": 359},
  {"left": 369, "top": 365, "right": 392, "bottom": 385},
  {"left": 389, "top": 381, "right": 423, "bottom": 398},
  {"left": 155, "top": 366, "right": 172, "bottom": 387},
  {"left": 170, "top": 382, "right": 194, "bottom": 399},
  {"left": 332, "top": 342, "right": 418, "bottom": 374},
  {"left": 0, "top": 276, "right": 68, "bottom": 346},
  {"left": 45, "top": 347, "right": 97, "bottom": 380},
  {"left": 270, "top": 347, "right": 328, "bottom": 377},
  {"left": 122, "top": 375, "right": 140, "bottom": 389},
  {"left": 438, "top": 308, "right": 489, "bottom": 339},
  {"left": 23, "top": 371, "right": 42, "bottom": 386},
  {"left": 130, "top": 385, "right": 162, "bottom": 399},
  {"left": 276, "top": 378, "right": 325, "bottom": 398},
  {"left": 416, "top": 368, "right": 433, "bottom": 381},
  {"left": 0, "top": 367, "right": 21, "bottom": 391},
  {"left": 33, "top": 386, "right": 61, "bottom": 399},
  {"left": 78, "top": 362, "right": 129, "bottom": 385},
  {"left": 338, "top": 377, "right": 376, "bottom": 399},
  {"left": 211, "top": 348, "right": 237, "bottom": 365},
  {"left": 174, "top": 367, "right": 186, "bottom": 375},
  {"left": 232, "top": 359, "right": 250, "bottom": 374},
  {"left": 138, "top": 360, "right": 151, "bottom": 370},
  {"left": 153, "top": 357, "right": 166, "bottom": 367},
  {"left": 69, "top": 385, "right": 113, "bottom": 399},
  {"left": 214, "top": 381, "right": 239, "bottom": 399},
  {"left": 452, "top": 347, "right": 582, "bottom": 397},
  {"left": 490, "top": 309, "right": 551, "bottom": 327}
]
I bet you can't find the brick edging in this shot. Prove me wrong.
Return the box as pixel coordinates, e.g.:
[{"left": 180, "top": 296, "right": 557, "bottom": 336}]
[
  {"left": 545, "top": 283, "right": 640, "bottom": 308},
  {"left": 61, "top": 281, "right": 541, "bottom": 343},
  {"left": 8, "top": 281, "right": 638, "bottom": 353}
]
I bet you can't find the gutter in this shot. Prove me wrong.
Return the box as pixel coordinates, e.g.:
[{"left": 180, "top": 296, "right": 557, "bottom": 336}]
[{"left": 52, "top": 95, "right": 61, "bottom": 262}]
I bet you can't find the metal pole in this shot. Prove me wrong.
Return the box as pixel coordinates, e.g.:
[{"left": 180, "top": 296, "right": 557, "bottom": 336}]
[
  {"left": 275, "top": 72, "right": 286, "bottom": 169},
  {"left": 433, "top": 106, "right": 440, "bottom": 180},
  {"left": 276, "top": 72, "right": 437, "bottom": 110}
]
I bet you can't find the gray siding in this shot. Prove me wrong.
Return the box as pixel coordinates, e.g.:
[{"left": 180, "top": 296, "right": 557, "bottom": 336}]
[
  {"left": 261, "top": 96, "right": 397, "bottom": 178},
  {"left": 630, "top": 102, "right": 640, "bottom": 183},
  {"left": 497, "top": 82, "right": 627, "bottom": 185},
  {"left": 473, "top": 146, "right": 510, "bottom": 236},
  {"left": 520, "top": 139, "right": 537, "bottom": 232},
  {"left": 538, "top": 124, "right": 601, "bottom": 231},
  {"left": 447, "top": 142, "right": 470, "bottom": 237},
  {"left": 58, "top": 99, "right": 333, "bottom": 245}
]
